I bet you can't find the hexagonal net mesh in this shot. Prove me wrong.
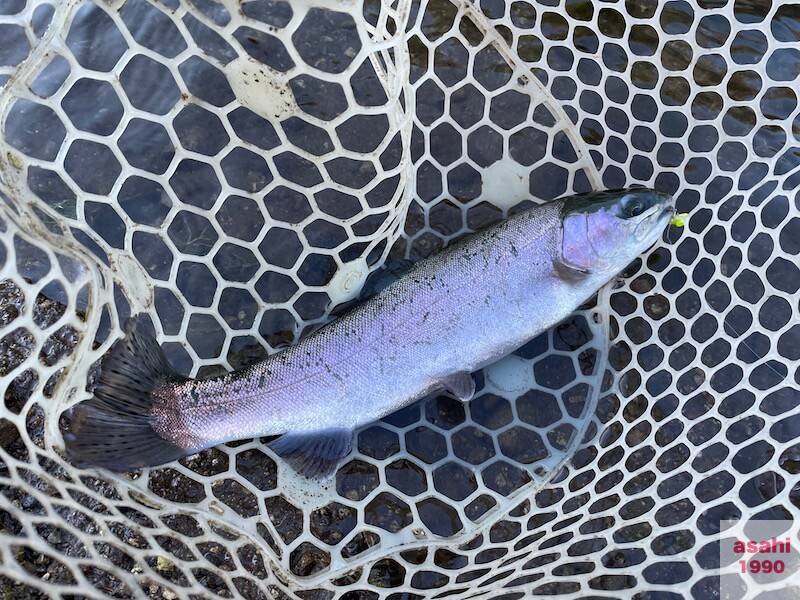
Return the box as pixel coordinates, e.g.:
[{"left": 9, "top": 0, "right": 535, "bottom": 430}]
[{"left": 0, "top": 0, "right": 798, "bottom": 598}]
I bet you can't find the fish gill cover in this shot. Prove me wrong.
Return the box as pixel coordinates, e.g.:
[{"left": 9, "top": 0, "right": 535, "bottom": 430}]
[{"left": 0, "top": 0, "right": 797, "bottom": 598}]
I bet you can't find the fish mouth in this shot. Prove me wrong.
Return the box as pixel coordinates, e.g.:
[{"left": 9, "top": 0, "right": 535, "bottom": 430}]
[
  {"left": 646, "top": 192, "right": 675, "bottom": 221},
  {"left": 657, "top": 203, "right": 676, "bottom": 225},
  {"left": 635, "top": 202, "right": 675, "bottom": 245}
]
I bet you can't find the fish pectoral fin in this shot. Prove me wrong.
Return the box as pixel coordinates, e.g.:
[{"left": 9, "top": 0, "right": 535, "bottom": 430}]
[
  {"left": 439, "top": 371, "right": 476, "bottom": 402},
  {"left": 268, "top": 428, "right": 352, "bottom": 480}
]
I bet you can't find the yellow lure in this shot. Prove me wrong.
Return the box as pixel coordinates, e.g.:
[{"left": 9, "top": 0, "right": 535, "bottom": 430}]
[{"left": 670, "top": 213, "right": 689, "bottom": 228}]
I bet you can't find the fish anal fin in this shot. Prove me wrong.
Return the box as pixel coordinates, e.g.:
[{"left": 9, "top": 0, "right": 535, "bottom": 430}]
[
  {"left": 439, "top": 371, "right": 475, "bottom": 402},
  {"left": 268, "top": 428, "right": 352, "bottom": 480}
]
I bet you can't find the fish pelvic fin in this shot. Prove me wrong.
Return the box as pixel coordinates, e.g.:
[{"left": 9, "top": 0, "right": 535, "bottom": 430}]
[
  {"left": 439, "top": 371, "right": 475, "bottom": 402},
  {"left": 268, "top": 428, "right": 352, "bottom": 480},
  {"left": 64, "top": 318, "right": 189, "bottom": 472}
]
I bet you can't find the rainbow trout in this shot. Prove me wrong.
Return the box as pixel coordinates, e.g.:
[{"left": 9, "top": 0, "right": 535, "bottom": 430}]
[{"left": 65, "top": 189, "right": 674, "bottom": 478}]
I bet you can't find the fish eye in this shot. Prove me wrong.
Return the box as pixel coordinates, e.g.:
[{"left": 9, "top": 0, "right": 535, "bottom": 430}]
[{"left": 624, "top": 197, "right": 646, "bottom": 218}]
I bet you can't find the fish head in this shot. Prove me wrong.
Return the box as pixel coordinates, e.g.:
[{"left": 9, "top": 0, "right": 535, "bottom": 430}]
[{"left": 558, "top": 188, "right": 674, "bottom": 276}]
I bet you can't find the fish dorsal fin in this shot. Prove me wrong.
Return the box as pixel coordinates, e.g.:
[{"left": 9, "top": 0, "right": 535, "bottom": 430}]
[
  {"left": 440, "top": 371, "right": 475, "bottom": 402},
  {"left": 361, "top": 258, "right": 415, "bottom": 297},
  {"left": 268, "top": 428, "right": 352, "bottom": 480},
  {"left": 330, "top": 258, "right": 416, "bottom": 318}
]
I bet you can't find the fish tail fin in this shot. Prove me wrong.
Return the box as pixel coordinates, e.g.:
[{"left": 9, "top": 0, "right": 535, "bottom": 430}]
[{"left": 64, "top": 318, "right": 188, "bottom": 472}]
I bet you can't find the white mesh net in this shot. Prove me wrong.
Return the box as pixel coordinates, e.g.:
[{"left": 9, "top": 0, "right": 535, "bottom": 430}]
[{"left": 0, "top": 0, "right": 798, "bottom": 598}]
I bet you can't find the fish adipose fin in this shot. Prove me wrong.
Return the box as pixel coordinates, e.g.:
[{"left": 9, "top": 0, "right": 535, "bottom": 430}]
[
  {"left": 440, "top": 371, "right": 475, "bottom": 402},
  {"left": 268, "top": 428, "right": 352, "bottom": 480},
  {"left": 64, "top": 318, "right": 188, "bottom": 472}
]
